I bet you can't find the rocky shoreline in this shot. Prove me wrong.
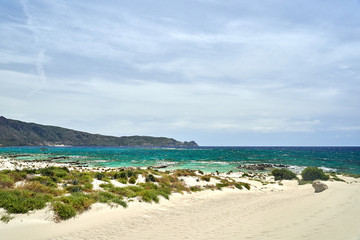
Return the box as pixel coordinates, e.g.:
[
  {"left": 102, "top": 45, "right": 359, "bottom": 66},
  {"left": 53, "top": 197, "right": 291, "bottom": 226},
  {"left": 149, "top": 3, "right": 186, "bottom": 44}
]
[{"left": 237, "top": 163, "right": 289, "bottom": 171}]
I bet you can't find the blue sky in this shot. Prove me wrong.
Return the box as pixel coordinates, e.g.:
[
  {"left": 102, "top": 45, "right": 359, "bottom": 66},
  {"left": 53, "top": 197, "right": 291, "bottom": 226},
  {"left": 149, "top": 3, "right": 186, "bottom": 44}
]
[{"left": 1, "top": 0, "right": 360, "bottom": 146}]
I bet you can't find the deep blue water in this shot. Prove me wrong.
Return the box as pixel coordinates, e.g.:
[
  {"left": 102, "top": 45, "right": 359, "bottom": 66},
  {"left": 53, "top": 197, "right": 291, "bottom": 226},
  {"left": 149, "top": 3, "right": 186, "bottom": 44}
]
[{"left": 0, "top": 146, "right": 359, "bottom": 174}]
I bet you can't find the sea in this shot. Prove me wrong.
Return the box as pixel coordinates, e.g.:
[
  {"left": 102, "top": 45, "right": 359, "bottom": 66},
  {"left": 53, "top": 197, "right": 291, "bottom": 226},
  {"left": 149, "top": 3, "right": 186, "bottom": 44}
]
[{"left": 0, "top": 146, "right": 360, "bottom": 174}]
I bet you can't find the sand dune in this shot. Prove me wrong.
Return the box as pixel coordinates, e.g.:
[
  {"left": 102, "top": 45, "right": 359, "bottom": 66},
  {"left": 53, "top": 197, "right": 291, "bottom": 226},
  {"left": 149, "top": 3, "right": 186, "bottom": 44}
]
[{"left": 2, "top": 179, "right": 360, "bottom": 240}]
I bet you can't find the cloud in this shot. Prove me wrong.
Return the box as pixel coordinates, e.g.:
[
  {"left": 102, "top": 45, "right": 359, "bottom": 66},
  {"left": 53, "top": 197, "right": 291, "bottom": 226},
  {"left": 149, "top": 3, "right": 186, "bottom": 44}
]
[{"left": 0, "top": 0, "right": 360, "bottom": 145}]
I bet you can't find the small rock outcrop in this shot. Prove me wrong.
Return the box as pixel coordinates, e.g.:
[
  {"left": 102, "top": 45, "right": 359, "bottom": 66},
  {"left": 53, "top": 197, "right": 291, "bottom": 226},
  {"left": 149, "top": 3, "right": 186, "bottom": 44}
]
[
  {"left": 237, "top": 163, "right": 289, "bottom": 171},
  {"left": 312, "top": 180, "right": 328, "bottom": 193}
]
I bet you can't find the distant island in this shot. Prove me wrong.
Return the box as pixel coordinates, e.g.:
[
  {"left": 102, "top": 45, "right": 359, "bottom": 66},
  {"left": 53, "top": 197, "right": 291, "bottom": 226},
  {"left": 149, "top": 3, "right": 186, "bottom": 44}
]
[{"left": 0, "top": 116, "right": 198, "bottom": 147}]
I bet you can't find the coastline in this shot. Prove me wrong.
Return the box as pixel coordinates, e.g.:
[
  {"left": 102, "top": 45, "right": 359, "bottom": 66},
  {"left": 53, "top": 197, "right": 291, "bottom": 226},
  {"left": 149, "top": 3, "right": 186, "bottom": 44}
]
[
  {"left": 1, "top": 146, "right": 359, "bottom": 174},
  {"left": 1, "top": 158, "right": 360, "bottom": 240}
]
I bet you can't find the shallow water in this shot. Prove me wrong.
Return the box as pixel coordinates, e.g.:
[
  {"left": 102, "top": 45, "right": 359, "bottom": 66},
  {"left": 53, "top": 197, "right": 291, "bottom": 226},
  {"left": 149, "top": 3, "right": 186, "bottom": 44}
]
[{"left": 0, "top": 146, "right": 359, "bottom": 174}]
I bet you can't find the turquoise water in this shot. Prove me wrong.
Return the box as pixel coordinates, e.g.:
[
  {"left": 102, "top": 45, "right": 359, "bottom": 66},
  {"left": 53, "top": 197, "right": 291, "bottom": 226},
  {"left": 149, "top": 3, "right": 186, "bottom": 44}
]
[{"left": 0, "top": 146, "right": 360, "bottom": 174}]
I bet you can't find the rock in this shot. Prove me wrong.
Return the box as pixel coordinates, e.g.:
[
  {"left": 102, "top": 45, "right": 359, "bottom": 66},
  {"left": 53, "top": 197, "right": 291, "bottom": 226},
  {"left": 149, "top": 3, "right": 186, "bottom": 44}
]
[
  {"left": 50, "top": 156, "right": 69, "bottom": 160},
  {"left": 312, "top": 180, "right": 328, "bottom": 193},
  {"left": 152, "top": 165, "right": 169, "bottom": 169},
  {"left": 148, "top": 164, "right": 172, "bottom": 169},
  {"left": 237, "top": 163, "right": 291, "bottom": 171}
]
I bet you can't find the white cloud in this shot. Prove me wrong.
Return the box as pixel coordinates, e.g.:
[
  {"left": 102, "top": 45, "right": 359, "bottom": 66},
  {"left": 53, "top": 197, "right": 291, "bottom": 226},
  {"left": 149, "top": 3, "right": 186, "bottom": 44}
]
[{"left": 1, "top": 0, "right": 360, "bottom": 145}]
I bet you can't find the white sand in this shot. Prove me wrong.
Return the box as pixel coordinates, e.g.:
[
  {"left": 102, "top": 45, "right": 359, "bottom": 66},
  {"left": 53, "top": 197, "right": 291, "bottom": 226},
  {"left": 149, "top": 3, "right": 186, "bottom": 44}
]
[{"left": 1, "top": 179, "right": 360, "bottom": 240}]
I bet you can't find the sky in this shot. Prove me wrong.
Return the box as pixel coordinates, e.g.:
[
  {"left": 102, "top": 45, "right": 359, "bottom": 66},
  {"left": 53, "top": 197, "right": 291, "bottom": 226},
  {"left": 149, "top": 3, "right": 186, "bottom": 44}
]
[{"left": 1, "top": 0, "right": 360, "bottom": 146}]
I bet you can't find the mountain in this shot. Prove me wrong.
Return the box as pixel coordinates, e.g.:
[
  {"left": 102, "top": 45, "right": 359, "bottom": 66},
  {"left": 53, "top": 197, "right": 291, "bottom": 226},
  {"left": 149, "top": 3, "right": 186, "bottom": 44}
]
[{"left": 0, "top": 116, "right": 198, "bottom": 147}]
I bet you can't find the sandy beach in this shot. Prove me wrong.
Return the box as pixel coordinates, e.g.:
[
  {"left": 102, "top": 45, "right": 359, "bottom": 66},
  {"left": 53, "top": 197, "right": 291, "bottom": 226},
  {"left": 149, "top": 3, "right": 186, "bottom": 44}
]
[{"left": 1, "top": 161, "right": 360, "bottom": 240}]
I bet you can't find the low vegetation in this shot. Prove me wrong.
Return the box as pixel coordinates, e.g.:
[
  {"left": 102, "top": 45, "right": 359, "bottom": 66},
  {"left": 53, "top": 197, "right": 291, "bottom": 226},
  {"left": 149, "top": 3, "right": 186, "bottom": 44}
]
[
  {"left": 297, "top": 180, "right": 313, "bottom": 185},
  {"left": 3, "top": 166, "right": 348, "bottom": 222},
  {"left": 0, "top": 167, "right": 257, "bottom": 222},
  {"left": 342, "top": 173, "right": 360, "bottom": 179},
  {"left": 0, "top": 173, "right": 14, "bottom": 188},
  {"left": 1, "top": 214, "right": 14, "bottom": 223},
  {"left": 0, "top": 189, "right": 51, "bottom": 214},
  {"left": 271, "top": 169, "right": 297, "bottom": 180},
  {"left": 329, "top": 173, "right": 345, "bottom": 182},
  {"left": 234, "top": 182, "right": 251, "bottom": 190},
  {"left": 301, "top": 167, "right": 329, "bottom": 181}
]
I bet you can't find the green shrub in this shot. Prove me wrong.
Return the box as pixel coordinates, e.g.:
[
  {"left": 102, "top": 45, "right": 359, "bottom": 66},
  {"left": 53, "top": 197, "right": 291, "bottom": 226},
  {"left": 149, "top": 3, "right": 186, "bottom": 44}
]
[
  {"left": 52, "top": 202, "right": 76, "bottom": 220},
  {"left": 0, "top": 189, "right": 51, "bottom": 213},
  {"left": 114, "top": 187, "right": 141, "bottom": 198},
  {"left": 8, "top": 171, "right": 27, "bottom": 182},
  {"left": 0, "top": 174, "right": 14, "bottom": 188},
  {"left": 83, "top": 182, "right": 93, "bottom": 192},
  {"left": 111, "top": 172, "right": 120, "bottom": 179},
  {"left": 74, "top": 172, "right": 94, "bottom": 184},
  {"left": 145, "top": 174, "right": 157, "bottom": 182},
  {"left": 128, "top": 176, "right": 136, "bottom": 184},
  {"left": 201, "top": 175, "right": 211, "bottom": 182},
  {"left": 190, "top": 186, "right": 203, "bottom": 192},
  {"left": 71, "top": 179, "right": 79, "bottom": 185},
  {"left": 21, "top": 182, "right": 63, "bottom": 196},
  {"left": 99, "top": 183, "right": 114, "bottom": 190},
  {"left": 125, "top": 170, "right": 136, "bottom": 178},
  {"left": 99, "top": 184, "right": 142, "bottom": 199},
  {"left": 66, "top": 185, "right": 83, "bottom": 193},
  {"left": 113, "top": 170, "right": 138, "bottom": 180},
  {"left": 58, "top": 192, "right": 94, "bottom": 212},
  {"left": 40, "top": 167, "right": 69, "bottom": 178},
  {"left": 138, "top": 182, "right": 159, "bottom": 190},
  {"left": 30, "top": 176, "right": 57, "bottom": 188},
  {"left": 23, "top": 168, "right": 36, "bottom": 174},
  {"left": 271, "top": 169, "right": 297, "bottom": 180},
  {"left": 117, "top": 171, "right": 127, "bottom": 179},
  {"left": 96, "top": 191, "right": 115, "bottom": 203},
  {"left": 95, "top": 172, "right": 105, "bottom": 180},
  {"left": 301, "top": 167, "right": 329, "bottom": 181},
  {"left": 118, "top": 178, "right": 127, "bottom": 184}
]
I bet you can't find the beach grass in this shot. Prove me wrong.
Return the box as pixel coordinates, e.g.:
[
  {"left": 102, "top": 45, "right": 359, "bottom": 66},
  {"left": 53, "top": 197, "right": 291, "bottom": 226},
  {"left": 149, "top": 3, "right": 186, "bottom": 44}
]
[
  {"left": 1, "top": 214, "right": 14, "bottom": 223},
  {"left": 342, "top": 173, "right": 360, "bottom": 178},
  {"left": 234, "top": 182, "right": 251, "bottom": 190},
  {"left": 297, "top": 180, "right": 313, "bottom": 185},
  {"left": 4, "top": 165, "right": 337, "bottom": 222}
]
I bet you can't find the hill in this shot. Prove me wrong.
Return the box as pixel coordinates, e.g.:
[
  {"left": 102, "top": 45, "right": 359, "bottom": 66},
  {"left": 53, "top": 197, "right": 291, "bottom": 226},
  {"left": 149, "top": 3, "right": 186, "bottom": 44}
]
[{"left": 0, "top": 116, "right": 198, "bottom": 147}]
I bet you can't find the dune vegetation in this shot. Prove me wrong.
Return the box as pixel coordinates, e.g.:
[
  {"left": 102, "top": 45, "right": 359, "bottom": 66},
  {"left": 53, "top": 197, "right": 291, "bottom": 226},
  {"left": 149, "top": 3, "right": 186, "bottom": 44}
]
[
  {"left": 0, "top": 164, "right": 354, "bottom": 223},
  {"left": 0, "top": 167, "right": 253, "bottom": 222}
]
